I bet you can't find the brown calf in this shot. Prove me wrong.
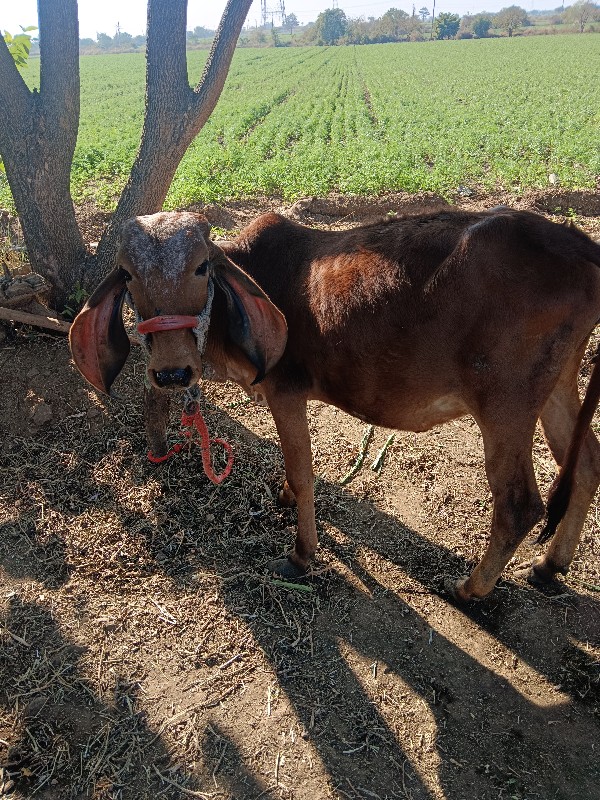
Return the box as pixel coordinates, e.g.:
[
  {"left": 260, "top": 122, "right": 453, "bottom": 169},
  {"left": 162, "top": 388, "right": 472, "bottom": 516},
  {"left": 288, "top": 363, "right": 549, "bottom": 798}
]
[{"left": 70, "top": 208, "right": 600, "bottom": 601}]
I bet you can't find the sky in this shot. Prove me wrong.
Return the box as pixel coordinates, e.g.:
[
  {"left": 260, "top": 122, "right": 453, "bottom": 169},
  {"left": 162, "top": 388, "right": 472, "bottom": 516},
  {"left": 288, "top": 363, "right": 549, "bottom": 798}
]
[{"left": 2, "top": 0, "right": 568, "bottom": 39}]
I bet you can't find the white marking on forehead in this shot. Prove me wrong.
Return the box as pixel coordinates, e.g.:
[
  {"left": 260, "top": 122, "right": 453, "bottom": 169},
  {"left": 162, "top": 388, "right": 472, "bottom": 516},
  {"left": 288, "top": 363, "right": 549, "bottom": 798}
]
[{"left": 122, "top": 212, "right": 209, "bottom": 283}]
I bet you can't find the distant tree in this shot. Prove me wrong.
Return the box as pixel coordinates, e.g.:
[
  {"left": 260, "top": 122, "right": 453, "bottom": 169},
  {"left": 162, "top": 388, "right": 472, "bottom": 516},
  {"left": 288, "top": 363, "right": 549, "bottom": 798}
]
[
  {"left": 132, "top": 34, "right": 146, "bottom": 47},
  {"left": 79, "top": 37, "right": 96, "bottom": 48},
  {"left": 286, "top": 12, "right": 299, "bottom": 34},
  {"left": 346, "top": 16, "right": 372, "bottom": 43},
  {"left": 459, "top": 13, "right": 474, "bottom": 32},
  {"left": 114, "top": 31, "right": 133, "bottom": 49},
  {"left": 300, "top": 21, "right": 316, "bottom": 42},
  {"left": 419, "top": 6, "right": 429, "bottom": 20},
  {"left": 247, "top": 27, "right": 268, "bottom": 46},
  {"left": 193, "top": 25, "right": 215, "bottom": 38},
  {"left": 472, "top": 14, "right": 492, "bottom": 36},
  {"left": 563, "top": 0, "right": 600, "bottom": 31},
  {"left": 495, "top": 5, "right": 528, "bottom": 36},
  {"left": 375, "top": 7, "right": 411, "bottom": 39},
  {"left": 96, "top": 31, "right": 112, "bottom": 49},
  {"left": 434, "top": 11, "right": 460, "bottom": 38},
  {"left": 314, "top": 8, "right": 348, "bottom": 44}
]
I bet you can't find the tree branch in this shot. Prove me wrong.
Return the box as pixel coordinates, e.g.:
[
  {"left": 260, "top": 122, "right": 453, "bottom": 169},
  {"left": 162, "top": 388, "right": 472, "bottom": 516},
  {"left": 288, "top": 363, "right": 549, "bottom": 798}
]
[
  {"left": 190, "top": 0, "right": 253, "bottom": 127},
  {"left": 37, "top": 0, "right": 80, "bottom": 156},
  {"left": 0, "top": 305, "right": 71, "bottom": 333},
  {"left": 0, "top": 35, "right": 33, "bottom": 141},
  {"left": 145, "top": 0, "right": 189, "bottom": 112}
]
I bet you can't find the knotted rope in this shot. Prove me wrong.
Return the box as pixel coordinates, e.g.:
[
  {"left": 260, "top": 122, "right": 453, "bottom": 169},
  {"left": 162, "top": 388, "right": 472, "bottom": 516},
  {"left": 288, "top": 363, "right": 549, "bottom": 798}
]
[{"left": 147, "top": 392, "right": 234, "bottom": 485}]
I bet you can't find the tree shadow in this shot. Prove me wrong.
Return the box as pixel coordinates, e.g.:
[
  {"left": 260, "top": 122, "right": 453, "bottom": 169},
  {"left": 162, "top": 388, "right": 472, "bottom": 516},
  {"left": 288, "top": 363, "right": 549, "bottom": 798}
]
[{"left": 0, "top": 596, "right": 269, "bottom": 799}]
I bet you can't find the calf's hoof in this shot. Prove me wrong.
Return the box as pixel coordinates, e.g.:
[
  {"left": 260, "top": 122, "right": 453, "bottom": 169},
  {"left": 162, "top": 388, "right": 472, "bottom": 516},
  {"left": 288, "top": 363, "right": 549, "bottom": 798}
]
[
  {"left": 514, "top": 556, "right": 567, "bottom": 587},
  {"left": 147, "top": 437, "right": 168, "bottom": 460},
  {"left": 444, "top": 576, "right": 481, "bottom": 603},
  {"left": 277, "top": 482, "right": 297, "bottom": 508},
  {"left": 268, "top": 556, "right": 308, "bottom": 580}
]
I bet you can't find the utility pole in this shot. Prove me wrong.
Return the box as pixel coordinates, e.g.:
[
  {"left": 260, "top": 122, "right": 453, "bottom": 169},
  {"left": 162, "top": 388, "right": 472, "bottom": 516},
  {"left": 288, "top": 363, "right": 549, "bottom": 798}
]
[{"left": 261, "top": 0, "right": 286, "bottom": 27}]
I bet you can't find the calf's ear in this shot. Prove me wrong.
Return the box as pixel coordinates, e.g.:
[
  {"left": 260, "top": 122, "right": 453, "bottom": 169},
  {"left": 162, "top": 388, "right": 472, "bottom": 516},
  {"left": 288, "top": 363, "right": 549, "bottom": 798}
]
[
  {"left": 211, "top": 251, "right": 287, "bottom": 384},
  {"left": 69, "top": 267, "right": 131, "bottom": 395}
]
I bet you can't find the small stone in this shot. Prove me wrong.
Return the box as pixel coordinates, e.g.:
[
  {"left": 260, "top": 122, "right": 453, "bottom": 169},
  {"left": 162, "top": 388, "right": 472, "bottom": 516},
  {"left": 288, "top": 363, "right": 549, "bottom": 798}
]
[
  {"left": 32, "top": 402, "right": 53, "bottom": 426},
  {"left": 86, "top": 407, "right": 101, "bottom": 419},
  {"left": 548, "top": 173, "right": 560, "bottom": 186}
]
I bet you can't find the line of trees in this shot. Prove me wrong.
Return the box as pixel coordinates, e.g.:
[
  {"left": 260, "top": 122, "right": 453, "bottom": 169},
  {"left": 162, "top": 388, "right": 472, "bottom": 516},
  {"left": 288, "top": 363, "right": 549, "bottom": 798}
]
[
  {"left": 30, "top": 0, "right": 598, "bottom": 55},
  {"left": 300, "top": 2, "right": 599, "bottom": 44},
  {"left": 236, "top": 1, "right": 599, "bottom": 46}
]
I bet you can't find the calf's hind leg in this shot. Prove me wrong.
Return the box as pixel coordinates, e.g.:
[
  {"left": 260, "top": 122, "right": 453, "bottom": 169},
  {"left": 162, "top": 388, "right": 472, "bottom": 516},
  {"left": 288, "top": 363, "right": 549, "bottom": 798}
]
[
  {"left": 528, "top": 368, "right": 600, "bottom": 583},
  {"left": 454, "top": 415, "right": 544, "bottom": 601}
]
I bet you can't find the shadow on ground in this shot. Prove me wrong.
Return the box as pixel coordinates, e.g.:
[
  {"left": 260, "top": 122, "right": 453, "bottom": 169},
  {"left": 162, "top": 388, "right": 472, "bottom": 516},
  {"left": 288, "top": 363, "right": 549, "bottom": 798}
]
[{"left": 1, "top": 338, "right": 599, "bottom": 799}]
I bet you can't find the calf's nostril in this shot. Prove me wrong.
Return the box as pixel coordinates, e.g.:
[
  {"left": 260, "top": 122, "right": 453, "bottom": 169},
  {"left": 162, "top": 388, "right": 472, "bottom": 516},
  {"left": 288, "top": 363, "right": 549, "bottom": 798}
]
[{"left": 154, "top": 367, "right": 193, "bottom": 388}]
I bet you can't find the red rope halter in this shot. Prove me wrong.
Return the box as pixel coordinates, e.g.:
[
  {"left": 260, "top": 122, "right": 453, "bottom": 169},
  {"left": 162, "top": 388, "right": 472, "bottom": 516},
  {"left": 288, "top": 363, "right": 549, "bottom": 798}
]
[
  {"left": 137, "top": 315, "right": 198, "bottom": 334},
  {"left": 139, "top": 314, "right": 234, "bottom": 485}
]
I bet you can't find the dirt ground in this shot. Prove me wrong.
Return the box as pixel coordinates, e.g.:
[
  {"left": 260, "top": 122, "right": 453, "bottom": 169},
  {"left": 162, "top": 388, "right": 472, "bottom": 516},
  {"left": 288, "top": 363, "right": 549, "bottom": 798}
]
[{"left": 1, "top": 191, "right": 599, "bottom": 800}]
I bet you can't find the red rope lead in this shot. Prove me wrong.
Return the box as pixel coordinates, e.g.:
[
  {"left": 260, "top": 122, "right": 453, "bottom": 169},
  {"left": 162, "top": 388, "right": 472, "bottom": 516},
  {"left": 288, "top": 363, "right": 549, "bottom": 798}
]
[{"left": 147, "top": 405, "right": 234, "bottom": 485}]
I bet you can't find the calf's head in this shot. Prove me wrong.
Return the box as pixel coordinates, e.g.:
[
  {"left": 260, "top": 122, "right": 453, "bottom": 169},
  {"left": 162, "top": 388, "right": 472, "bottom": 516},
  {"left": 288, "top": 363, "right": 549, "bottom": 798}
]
[{"left": 69, "top": 212, "right": 287, "bottom": 395}]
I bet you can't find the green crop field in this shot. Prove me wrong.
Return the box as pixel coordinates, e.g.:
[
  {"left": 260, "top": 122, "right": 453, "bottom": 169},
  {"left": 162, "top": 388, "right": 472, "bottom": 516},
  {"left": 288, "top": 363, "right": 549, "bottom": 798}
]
[{"left": 1, "top": 34, "right": 599, "bottom": 210}]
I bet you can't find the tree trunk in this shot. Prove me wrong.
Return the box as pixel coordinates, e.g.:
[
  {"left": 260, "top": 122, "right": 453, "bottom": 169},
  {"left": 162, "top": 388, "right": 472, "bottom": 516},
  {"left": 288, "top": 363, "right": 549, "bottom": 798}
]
[
  {"left": 0, "top": 0, "right": 252, "bottom": 310},
  {"left": 0, "top": 0, "right": 87, "bottom": 308}
]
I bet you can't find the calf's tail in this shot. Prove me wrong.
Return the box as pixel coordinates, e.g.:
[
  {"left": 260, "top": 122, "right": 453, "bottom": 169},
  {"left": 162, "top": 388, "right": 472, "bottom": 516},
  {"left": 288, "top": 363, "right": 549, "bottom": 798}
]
[{"left": 538, "top": 352, "right": 600, "bottom": 544}]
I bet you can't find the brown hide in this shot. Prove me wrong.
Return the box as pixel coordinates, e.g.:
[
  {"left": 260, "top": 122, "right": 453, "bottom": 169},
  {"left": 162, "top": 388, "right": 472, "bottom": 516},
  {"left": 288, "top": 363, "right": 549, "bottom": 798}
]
[{"left": 71, "top": 207, "right": 600, "bottom": 601}]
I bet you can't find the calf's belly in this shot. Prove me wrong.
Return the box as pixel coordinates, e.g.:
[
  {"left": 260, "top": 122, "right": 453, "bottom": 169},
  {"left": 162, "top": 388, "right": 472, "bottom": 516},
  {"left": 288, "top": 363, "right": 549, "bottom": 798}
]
[{"left": 311, "top": 385, "right": 468, "bottom": 433}]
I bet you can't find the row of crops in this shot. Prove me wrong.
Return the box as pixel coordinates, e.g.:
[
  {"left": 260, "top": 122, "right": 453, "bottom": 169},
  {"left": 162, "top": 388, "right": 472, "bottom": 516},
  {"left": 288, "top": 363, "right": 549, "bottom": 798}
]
[{"left": 3, "top": 34, "right": 599, "bottom": 209}]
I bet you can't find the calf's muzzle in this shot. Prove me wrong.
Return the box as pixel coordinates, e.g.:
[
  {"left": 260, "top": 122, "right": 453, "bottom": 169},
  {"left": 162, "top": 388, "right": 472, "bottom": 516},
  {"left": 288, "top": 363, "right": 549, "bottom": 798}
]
[
  {"left": 138, "top": 314, "right": 200, "bottom": 390},
  {"left": 153, "top": 366, "right": 193, "bottom": 388}
]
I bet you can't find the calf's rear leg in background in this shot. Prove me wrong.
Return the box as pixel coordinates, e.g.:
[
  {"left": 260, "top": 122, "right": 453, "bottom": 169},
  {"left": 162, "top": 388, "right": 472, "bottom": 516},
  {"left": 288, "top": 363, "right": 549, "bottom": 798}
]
[
  {"left": 527, "top": 358, "right": 600, "bottom": 582},
  {"left": 454, "top": 413, "right": 544, "bottom": 601}
]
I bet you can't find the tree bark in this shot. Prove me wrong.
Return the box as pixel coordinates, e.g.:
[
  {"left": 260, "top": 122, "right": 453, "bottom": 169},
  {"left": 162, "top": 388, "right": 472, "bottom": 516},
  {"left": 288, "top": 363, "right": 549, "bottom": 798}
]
[
  {"left": 0, "top": 0, "right": 87, "bottom": 308},
  {"left": 0, "top": 0, "right": 252, "bottom": 309}
]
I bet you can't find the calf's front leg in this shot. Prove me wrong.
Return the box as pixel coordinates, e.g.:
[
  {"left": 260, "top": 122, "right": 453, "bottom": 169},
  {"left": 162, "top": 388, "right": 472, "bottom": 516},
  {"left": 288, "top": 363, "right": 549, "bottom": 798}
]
[
  {"left": 267, "top": 392, "right": 317, "bottom": 578},
  {"left": 144, "top": 384, "right": 171, "bottom": 458}
]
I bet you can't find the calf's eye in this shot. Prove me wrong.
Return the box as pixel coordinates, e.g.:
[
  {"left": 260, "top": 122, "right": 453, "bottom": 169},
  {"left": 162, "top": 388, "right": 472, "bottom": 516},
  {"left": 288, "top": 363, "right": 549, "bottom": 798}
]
[
  {"left": 119, "top": 267, "right": 132, "bottom": 281},
  {"left": 195, "top": 260, "right": 210, "bottom": 276}
]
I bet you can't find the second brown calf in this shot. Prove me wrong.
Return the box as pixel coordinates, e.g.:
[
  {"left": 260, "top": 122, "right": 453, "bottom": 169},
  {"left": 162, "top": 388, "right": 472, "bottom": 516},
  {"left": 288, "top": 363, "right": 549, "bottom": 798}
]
[{"left": 70, "top": 207, "right": 600, "bottom": 601}]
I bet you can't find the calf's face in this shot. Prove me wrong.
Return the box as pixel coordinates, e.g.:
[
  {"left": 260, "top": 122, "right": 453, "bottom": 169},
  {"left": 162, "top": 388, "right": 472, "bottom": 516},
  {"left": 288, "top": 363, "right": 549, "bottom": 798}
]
[
  {"left": 120, "top": 212, "right": 213, "bottom": 390},
  {"left": 69, "top": 212, "right": 287, "bottom": 396}
]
